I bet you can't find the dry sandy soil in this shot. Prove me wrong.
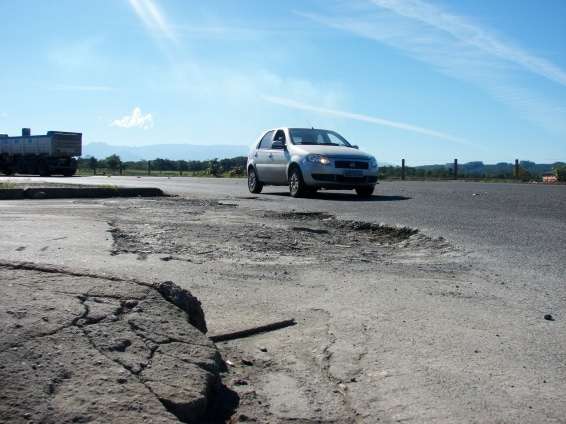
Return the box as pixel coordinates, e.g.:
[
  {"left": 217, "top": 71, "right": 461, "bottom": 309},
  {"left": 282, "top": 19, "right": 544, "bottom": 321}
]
[{"left": 0, "top": 195, "right": 564, "bottom": 423}]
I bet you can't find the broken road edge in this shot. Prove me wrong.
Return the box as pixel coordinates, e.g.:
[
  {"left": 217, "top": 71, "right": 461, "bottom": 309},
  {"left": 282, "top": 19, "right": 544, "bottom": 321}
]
[
  {"left": 0, "top": 186, "right": 166, "bottom": 200},
  {"left": 0, "top": 260, "right": 242, "bottom": 423}
]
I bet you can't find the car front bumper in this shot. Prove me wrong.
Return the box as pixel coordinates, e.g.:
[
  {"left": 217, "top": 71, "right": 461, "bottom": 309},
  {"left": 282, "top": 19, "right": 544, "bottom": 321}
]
[{"left": 301, "top": 161, "right": 378, "bottom": 188}]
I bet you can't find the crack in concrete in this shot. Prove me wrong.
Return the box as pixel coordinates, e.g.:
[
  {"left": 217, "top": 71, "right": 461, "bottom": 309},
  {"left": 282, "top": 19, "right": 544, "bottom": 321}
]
[
  {"left": 74, "top": 308, "right": 179, "bottom": 420},
  {"left": 320, "top": 322, "right": 365, "bottom": 424},
  {"left": 0, "top": 260, "right": 151, "bottom": 286},
  {"left": 71, "top": 291, "right": 218, "bottom": 423},
  {"left": 0, "top": 298, "right": 89, "bottom": 353},
  {"left": 1, "top": 260, "right": 235, "bottom": 423},
  {"left": 127, "top": 321, "right": 216, "bottom": 349}
]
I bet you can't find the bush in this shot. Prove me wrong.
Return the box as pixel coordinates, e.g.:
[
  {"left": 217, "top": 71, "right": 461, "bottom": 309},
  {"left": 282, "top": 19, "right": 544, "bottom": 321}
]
[
  {"left": 229, "top": 166, "right": 244, "bottom": 177},
  {"left": 104, "top": 154, "right": 121, "bottom": 171},
  {"left": 207, "top": 159, "right": 221, "bottom": 177},
  {"left": 555, "top": 167, "right": 566, "bottom": 182}
]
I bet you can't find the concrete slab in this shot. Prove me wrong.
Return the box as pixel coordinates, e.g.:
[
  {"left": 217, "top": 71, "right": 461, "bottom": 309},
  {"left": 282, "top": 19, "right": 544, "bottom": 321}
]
[{"left": 0, "top": 263, "right": 230, "bottom": 424}]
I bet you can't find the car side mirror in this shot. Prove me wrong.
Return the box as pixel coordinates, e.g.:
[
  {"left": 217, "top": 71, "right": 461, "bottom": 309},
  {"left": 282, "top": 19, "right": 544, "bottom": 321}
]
[
  {"left": 351, "top": 145, "right": 359, "bottom": 149},
  {"left": 271, "top": 140, "right": 285, "bottom": 149}
]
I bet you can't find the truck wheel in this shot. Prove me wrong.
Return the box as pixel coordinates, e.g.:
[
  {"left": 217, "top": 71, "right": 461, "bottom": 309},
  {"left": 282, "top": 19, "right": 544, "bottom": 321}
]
[
  {"left": 248, "top": 167, "right": 263, "bottom": 193},
  {"left": 62, "top": 169, "right": 76, "bottom": 177},
  {"left": 289, "top": 166, "right": 308, "bottom": 198},
  {"left": 355, "top": 185, "right": 375, "bottom": 197},
  {"left": 38, "top": 161, "right": 51, "bottom": 177}
]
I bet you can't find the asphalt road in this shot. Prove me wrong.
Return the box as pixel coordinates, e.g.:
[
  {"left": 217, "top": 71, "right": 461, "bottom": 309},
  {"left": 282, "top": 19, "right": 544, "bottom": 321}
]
[
  {"left": 2, "top": 175, "right": 565, "bottom": 423},
  {"left": 3, "top": 175, "right": 565, "bottom": 286}
]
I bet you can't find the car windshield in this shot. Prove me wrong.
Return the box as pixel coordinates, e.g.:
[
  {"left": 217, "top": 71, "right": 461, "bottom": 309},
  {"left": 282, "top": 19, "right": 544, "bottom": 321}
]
[{"left": 289, "top": 128, "right": 352, "bottom": 147}]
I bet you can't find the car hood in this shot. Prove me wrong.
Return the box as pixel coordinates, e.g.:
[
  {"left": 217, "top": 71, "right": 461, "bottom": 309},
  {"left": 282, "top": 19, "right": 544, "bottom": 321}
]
[{"left": 290, "top": 144, "right": 374, "bottom": 159}]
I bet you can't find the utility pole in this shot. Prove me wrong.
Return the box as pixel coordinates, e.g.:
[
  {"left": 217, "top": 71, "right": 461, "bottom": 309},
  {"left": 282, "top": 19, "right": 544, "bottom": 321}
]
[
  {"left": 454, "top": 159, "right": 458, "bottom": 180},
  {"left": 401, "top": 159, "right": 406, "bottom": 180},
  {"left": 514, "top": 159, "right": 519, "bottom": 179},
  {"left": 147, "top": 160, "right": 151, "bottom": 176}
]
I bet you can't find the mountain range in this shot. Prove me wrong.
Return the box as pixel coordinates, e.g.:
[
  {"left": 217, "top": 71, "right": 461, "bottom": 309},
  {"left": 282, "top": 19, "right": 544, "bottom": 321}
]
[{"left": 83, "top": 142, "right": 248, "bottom": 161}]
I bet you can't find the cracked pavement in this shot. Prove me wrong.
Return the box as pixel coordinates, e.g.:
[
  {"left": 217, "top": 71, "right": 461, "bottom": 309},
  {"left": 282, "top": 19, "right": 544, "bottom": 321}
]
[
  {"left": 0, "top": 193, "right": 565, "bottom": 423},
  {"left": 0, "top": 263, "right": 230, "bottom": 424}
]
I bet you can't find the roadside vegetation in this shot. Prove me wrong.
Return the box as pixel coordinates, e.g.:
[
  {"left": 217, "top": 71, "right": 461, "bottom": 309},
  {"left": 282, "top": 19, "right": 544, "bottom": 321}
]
[
  {"left": 77, "top": 155, "right": 247, "bottom": 178},
  {"left": 380, "top": 161, "right": 566, "bottom": 182},
  {"left": 0, "top": 181, "right": 17, "bottom": 189},
  {"left": 77, "top": 155, "right": 566, "bottom": 182},
  {"left": 555, "top": 165, "right": 566, "bottom": 181}
]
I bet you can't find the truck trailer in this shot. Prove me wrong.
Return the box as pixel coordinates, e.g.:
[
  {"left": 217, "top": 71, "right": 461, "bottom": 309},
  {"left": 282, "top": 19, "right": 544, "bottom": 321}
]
[{"left": 0, "top": 128, "right": 82, "bottom": 176}]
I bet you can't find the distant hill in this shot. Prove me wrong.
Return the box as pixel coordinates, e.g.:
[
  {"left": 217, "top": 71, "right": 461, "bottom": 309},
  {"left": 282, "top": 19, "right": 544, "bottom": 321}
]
[{"left": 83, "top": 142, "right": 248, "bottom": 161}]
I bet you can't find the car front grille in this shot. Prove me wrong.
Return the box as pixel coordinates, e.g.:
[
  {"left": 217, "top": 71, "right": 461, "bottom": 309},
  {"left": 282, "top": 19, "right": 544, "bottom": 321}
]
[
  {"left": 311, "top": 174, "right": 335, "bottom": 182},
  {"left": 336, "top": 175, "right": 368, "bottom": 183},
  {"left": 312, "top": 174, "right": 377, "bottom": 184},
  {"left": 334, "top": 160, "right": 369, "bottom": 169}
]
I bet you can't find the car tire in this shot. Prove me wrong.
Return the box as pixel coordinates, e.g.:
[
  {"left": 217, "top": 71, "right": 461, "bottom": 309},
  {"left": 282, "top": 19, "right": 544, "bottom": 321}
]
[
  {"left": 289, "top": 166, "right": 308, "bottom": 198},
  {"left": 248, "top": 167, "right": 263, "bottom": 193},
  {"left": 355, "top": 185, "right": 375, "bottom": 197}
]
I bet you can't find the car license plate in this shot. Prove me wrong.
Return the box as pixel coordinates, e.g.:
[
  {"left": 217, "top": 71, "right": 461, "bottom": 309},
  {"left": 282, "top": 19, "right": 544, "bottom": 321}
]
[{"left": 343, "top": 170, "right": 363, "bottom": 177}]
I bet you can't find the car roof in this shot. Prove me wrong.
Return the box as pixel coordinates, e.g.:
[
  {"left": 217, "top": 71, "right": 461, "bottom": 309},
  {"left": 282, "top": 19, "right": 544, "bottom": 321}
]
[{"left": 264, "top": 127, "right": 331, "bottom": 132}]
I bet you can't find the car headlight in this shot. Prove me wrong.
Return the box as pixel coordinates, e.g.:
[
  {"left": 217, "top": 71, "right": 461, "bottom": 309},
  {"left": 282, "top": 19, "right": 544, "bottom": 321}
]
[
  {"left": 306, "top": 154, "right": 331, "bottom": 165},
  {"left": 369, "top": 157, "right": 378, "bottom": 168}
]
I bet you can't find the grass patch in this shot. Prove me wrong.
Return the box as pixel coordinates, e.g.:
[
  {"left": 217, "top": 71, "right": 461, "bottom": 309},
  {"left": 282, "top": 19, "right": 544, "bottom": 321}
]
[
  {"left": 77, "top": 168, "right": 246, "bottom": 178},
  {"left": 0, "top": 181, "right": 17, "bottom": 189},
  {"left": 95, "top": 184, "right": 118, "bottom": 190}
]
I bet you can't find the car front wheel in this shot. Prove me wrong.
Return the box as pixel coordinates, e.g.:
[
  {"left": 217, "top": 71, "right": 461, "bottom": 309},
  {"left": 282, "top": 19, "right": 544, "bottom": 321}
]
[
  {"left": 248, "top": 167, "right": 263, "bottom": 193},
  {"left": 355, "top": 185, "right": 375, "bottom": 197},
  {"left": 289, "top": 166, "right": 308, "bottom": 198}
]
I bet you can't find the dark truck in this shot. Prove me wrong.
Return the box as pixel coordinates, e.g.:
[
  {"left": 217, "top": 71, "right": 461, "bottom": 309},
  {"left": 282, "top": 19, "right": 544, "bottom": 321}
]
[{"left": 0, "top": 128, "right": 82, "bottom": 176}]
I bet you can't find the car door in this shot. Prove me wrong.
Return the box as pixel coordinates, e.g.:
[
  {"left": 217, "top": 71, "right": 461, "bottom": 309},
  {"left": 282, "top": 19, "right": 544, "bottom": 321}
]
[
  {"left": 268, "top": 129, "right": 290, "bottom": 184},
  {"left": 254, "top": 130, "right": 274, "bottom": 183}
]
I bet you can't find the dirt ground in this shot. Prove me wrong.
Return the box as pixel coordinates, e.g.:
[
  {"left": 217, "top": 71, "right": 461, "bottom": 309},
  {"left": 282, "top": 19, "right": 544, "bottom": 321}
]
[{"left": 1, "top": 196, "right": 564, "bottom": 423}]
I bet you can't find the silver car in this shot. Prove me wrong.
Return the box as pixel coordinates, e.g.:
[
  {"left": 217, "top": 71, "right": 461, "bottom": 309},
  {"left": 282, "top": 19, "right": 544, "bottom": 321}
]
[{"left": 247, "top": 127, "right": 378, "bottom": 197}]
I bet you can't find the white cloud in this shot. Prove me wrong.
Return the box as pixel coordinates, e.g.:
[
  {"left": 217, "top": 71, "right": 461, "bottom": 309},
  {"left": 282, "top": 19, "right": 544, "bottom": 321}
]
[
  {"left": 51, "top": 84, "right": 113, "bottom": 92},
  {"left": 111, "top": 107, "right": 154, "bottom": 130},
  {"left": 368, "top": 0, "right": 566, "bottom": 87},
  {"left": 298, "top": 1, "right": 566, "bottom": 135},
  {"left": 263, "top": 95, "right": 469, "bottom": 144},
  {"left": 128, "top": 0, "right": 177, "bottom": 43}
]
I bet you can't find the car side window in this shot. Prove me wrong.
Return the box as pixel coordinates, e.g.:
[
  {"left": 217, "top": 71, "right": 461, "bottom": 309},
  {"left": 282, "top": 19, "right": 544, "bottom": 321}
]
[
  {"left": 273, "top": 130, "right": 286, "bottom": 143},
  {"left": 258, "top": 131, "right": 274, "bottom": 149}
]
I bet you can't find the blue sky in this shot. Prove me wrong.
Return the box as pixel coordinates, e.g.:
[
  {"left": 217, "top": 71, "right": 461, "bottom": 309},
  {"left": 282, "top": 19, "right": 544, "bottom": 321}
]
[{"left": 0, "top": 0, "right": 565, "bottom": 164}]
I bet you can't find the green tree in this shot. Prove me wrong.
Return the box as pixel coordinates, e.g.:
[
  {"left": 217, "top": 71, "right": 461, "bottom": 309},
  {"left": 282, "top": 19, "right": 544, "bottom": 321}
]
[
  {"left": 208, "top": 159, "right": 221, "bottom": 177},
  {"left": 555, "top": 166, "right": 566, "bottom": 182},
  {"left": 88, "top": 157, "right": 98, "bottom": 171},
  {"left": 178, "top": 160, "right": 188, "bottom": 174},
  {"left": 105, "top": 154, "right": 121, "bottom": 172},
  {"left": 516, "top": 166, "right": 533, "bottom": 181}
]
